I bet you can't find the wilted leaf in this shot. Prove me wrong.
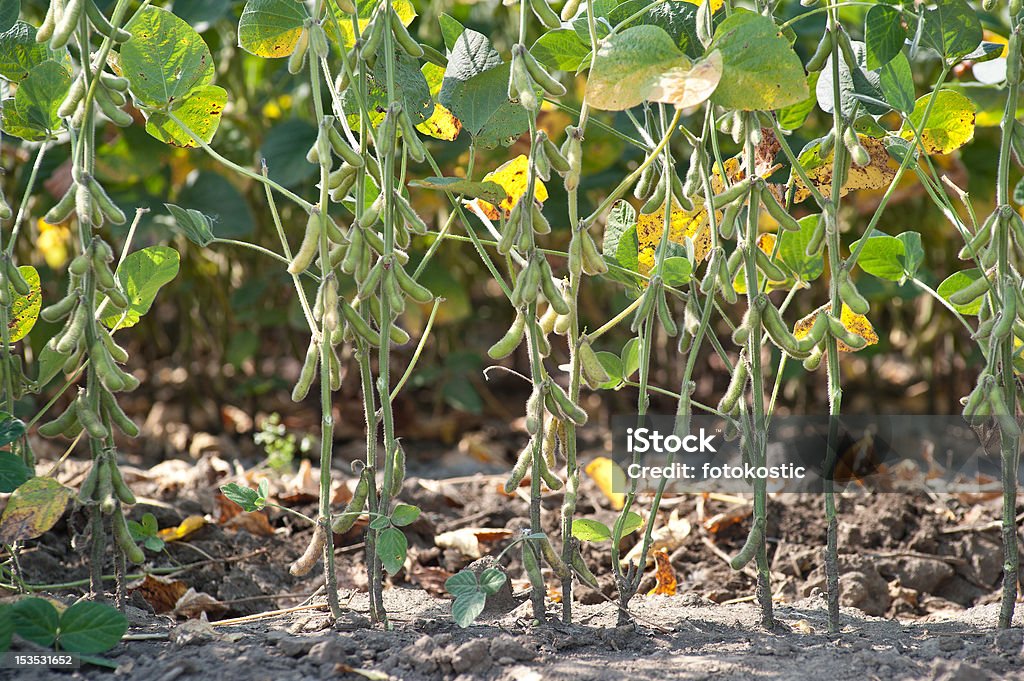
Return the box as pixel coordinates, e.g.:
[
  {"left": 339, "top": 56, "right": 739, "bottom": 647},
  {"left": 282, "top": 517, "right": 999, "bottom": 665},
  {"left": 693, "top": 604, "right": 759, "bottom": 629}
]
[
  {"left": 435, "top": 527, "right": 513, "bottom": 559},
  {"left": 635, "top": 200, "right": 713, "bottom": 275},
  {"left": 902, "top": 90, "right": 976, "bottom": 155},
  {"left": 158, "top": 515, "right": 207, "bottom": 542},
  {"left": 222, "top": 511, "right": 275, "bottom": 537},
  {"left": 793, "top": 303, "right": 879, "bottom": 352},
  {"left": 647, "top": 549, "right": 678, "bottom": 596},
  {"left": 172, "top": 588, "right": 227, "bottom": 619},
  {"left": 584, "top": 457, "right": 626, "bottom": 510},
  {"left": 792, "top": 135, "right": 897, "bottom": 203},
  {"left": 649, "top": 50, "right": 723, "bottom": 109},
  {"left": 0, "top": 477, "right": 73, "bottom": 543},
  {"left": 477, "top": 155, "right": 548, "bottom": 219}
]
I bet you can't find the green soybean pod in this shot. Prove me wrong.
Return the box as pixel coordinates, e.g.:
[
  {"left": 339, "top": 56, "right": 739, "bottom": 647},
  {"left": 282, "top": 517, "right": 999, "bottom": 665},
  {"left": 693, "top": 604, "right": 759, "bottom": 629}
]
[
  {"left": 806, "top": 29, "right": 832, "bottom": 72},
  {"left": 333, "top": 469, "right": 372, "bottom": 533},
  {"left": 85, "top": 0, "right": 131, "bottom": 42},
  {"left": 107, "top": 455, "right": 136, "bottom": 505},
  {"left": 58, "top": 75, "right": 86, "bottom": 118},
  {"left": 341, "top": 300, "right": 381, "bottom": 347},
  {"left": 538, "top": 259, "right": 570, "bottom": 316},
  {"left": 390, "top": 9, "right": 424, "bottom": 57},
  {"left": 535, "top": 443, "right": 563, "bottom": 491},
  {"left": 760, "top": 298, "right": 808, "bottom": 358},
  {"left": 288, "top": 211, "right": 322, "bottom": 275},
  {"left": 826, "top": 315, "right": 867, "bottom": 350},
  {"left": 522, "top": 541, "right": 546, "bottom": 592},
  {"left": 561, "top": 0, "right": 582, "bottom": 21},
  {"left": 656, "top": 288, "right": 678, "bottom": 337},
  {"left": 711, "top": 178, "right": 752, "bottom": 210},
  {"left": 504, "top": 442, "right": 533, "bottom": 493},
  {"left": 729, "top": 517, "right": 766, "bottom": 570},
  {"left": 548, "top": 380, "right": 588, "bottom": 426},
  {"left": 716, "top": 359, "right": 748, "bottom": 418},
  {"left": 579, "top": 337, "right": 611, "bottom": 389},
  {"left": 634, "top": 162, "right": 657, "bottom": 200},
  {"left": 76, "top": 393, "right": 109, "bottom": 440},
  {"left": 843, "top": 126, "right": 870, "bottom": 167},
  {"left": 579, "top": 229, "right": 608, "bottom": 275},
  {"left": 754, "top": 248, "right": 788, "bottom": 283},
  {"left": 50, "top": 0, "right": 85, "bottom": 50},
  {"left": 78, "top": 460, "right": 101, "bottom": 503},
  {"left": 802, "top": 346, "right": 823, "bottom": 371},
  {"left": 988, "top": 387, "right": 1020, "bottom": 437},
  {"left": 113, "top": 506, "right": 146, "bottom": 564},
  {"left": 488, "top": 311, "right": 527, "bottom": 360},
  {"left": 394, "top": 262, "right": 434, "bottom": 303},
  {"left": 948, "top": 274, "right": 991, "bottom": 306},
  {"left": 641, "top": 181, "right": 667, "bottom": 215},
  {"left": 55, "top": 305, "right": 87, "bottom": 355},
  {"left": 563, "top": 130, "right": 582, "bottom": 192},
  {"left": 4, "top": 261, "right": 29, "bottom": 296},
  {"left": 288, "top": 28, "right": 310, "bottom": 74},
  {"left": 1007, "top": 28, "right": 1021, "bottom": 85},
  {"left": 390, "top": 443, "right": 406, "bottom": 496},
  {"left": 838, "top": 271, "right": 869, "bottom": 315},
  {"left": 88, "top": 178, "right": 126, "bottom": 225},
  {"left": 45, "top": 186, "right": 77, "bottom": 225},
  {"left": 101, "top": 389, "right": 140, "bottom": 438},
  {"left": 37, "top": 404, "right": 81, "bottom": 438},
  {"left": 805, "top": 212, "right": 827, "bottom": 257},
  {"left": 292, "top": 340, "right": 319, "bottom": 402},
  {"left": 959, "top": 213, "right": 996, "bottom": 259},
  {"left": 37, "top": 0, "right": 58, "bottom": 42},
  {"left": 530, "top": 0, "right": 561, "bottom": 28},
  {"left": 544, "top": 136, "right": 571, "bottom": 174},
  {"left": 760, "top": 185, "right": 801, "bottom": 232}
]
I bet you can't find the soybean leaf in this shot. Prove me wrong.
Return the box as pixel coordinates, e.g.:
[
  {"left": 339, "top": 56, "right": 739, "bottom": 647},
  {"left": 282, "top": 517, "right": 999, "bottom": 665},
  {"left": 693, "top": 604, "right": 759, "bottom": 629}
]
[
  {"left": 614, "top": 225, "right": 641, "bottom": 274},
  {"left": 628, "top": 0, "right": 701, "bottom": 57},
  {"left": 333, "top": 0, "right": 415, "bottom": 49},
  {"left": 261, "top": 119, "right": 319, "bottom": 188},
  {"left": 441, "top": 61, "right": 528, "bottom": 146},
  {"left": 478, "top": 567, "right": 507, "bottom": 596},
  {"left": 7, "top": 265, "right": 41, "bottom": 342},
  {"left": 878, "top": 51, "right": 915, "bottom": 114},
  {"left": 102, "top": 246, "right": 181, "bottom": 330},
  {"left": 621, "top": 337, "right": 640, "bottom": 380},
  {"left": 531, "top": 29, "right": 590, "bottom": 72},
  {"left": 0, "top": 604, "right": 12, "bottom": 652},
  {"left": 896, "top": 231, "right": 924, "bottom": 279},
  {"left": 710, "top": 10, "right": 808, "bottom": 111},
  {"left": 237, "top": 0, "right": 309, "bottom": 58},
  {"left": 851, "top": 234, "right": 905, "bottom": 281},
  {"left": 369, "top": 515, "right": 391, "bottom": 530},
  {"left": 864, "top": 4, "right": 905, "bottom": 70},
  {"left": 1014, "top": 177, "right": 1024, "bottom": 206},
  {"left": 220, "top": 482, "right": 261, "bottom": 512},
  {"left": 407, "top": 178, "right": 507, "bottom": 204},
  {"left": 816, "top": 41, "right": 881, "bottom": 117},
  {"left": 444, "top": 570, "right": 480, "bottom": 597},
  {"left": 391, "top": 504, "right": 421, "bottom": 527},
  {"left": 0, "top": 413, "right": 26, "bottom": 448},
  {"left": 57, "top": 602, "right": 128, "bottom": 654},
  {"left": 572, "top": 518, "right": 612, "bottom": 542},
  {"left": 778, "top": 71, "right": 820, "bottom": 131},
  {"left": 660, "top": 257, "right": 692, "bottom": 286},
  {"left": 144, "top": 84, "right": 227, "bottom": 147},
  {"left": 438, "top": 13, "right": 465, "bottom": 52},
  {"left": 0, "top": 1, "right": 18, "bottom": 33},
  {"left": 0, "top": 477, "right": 73, "bottom": 544},
  {"left": 121, "top": 7, "right": 215, "bottom": 108},
  {"left": 920, "top": 0, "right": 981, "bottom": 62},
  {"left": 13, "top": 61, "right": 71, "bottom": 137},
  {"left": 0, "top": 451, "right": 31, "bottom": 494},
  {"left": 902, "top": 89, "right": 976, "bottom": 155},
  {"left": 11, "top": 598, "right": 59, "bottom": 648},
  {"left": 377, "top": 527, "right": 408, "bottom": 575},
  {"left": 622, "top": 511, "right": 644, "bottom": 536},
  {"left": 165, "top": 204, "right": 215, "bottom": 247},
  {"left": 174, "top": 0, "right": 233, "bottom": 24},
  {"left": 937, "top": 269, "right": 984, "bottom": 315},
  {"left": 441, "top": 27, "right": 502, "bottom": 84},
  {"left": 451, "top": 591, "right": 486, "bottom": 628},
  {"left": 603, "top": 200, "right": 637, "bottom": 259},
  {"left": 596, "top": 352, "right": 624, "bottom": 389},
  {"left": 0, "top": 21, "right": 66, "bottom": 82},
  {"left": 778, "top": 215, "right": 824, "bottom": 283}
]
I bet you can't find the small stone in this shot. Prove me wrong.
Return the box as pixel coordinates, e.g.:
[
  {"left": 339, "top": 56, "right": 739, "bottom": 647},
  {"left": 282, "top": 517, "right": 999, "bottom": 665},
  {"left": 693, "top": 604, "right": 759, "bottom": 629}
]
[
  {"left": 450, "top": 639, "right": 492, "bottom": 674},
  {"left": 308, "top": 637, "right": 358, "bottom": 665},
  {"left": 278, "top": 636, "right": 323, "bottom": 657},
  {"left": 938, "top": 636, "right": 962, "bottom": 652}
]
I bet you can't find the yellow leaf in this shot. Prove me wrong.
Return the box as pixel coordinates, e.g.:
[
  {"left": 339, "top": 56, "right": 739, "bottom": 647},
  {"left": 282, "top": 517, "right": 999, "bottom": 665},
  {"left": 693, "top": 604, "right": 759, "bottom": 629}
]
[
  {"left": 36, "top": 219, "right": 71, "bottom": 269},
  {"left": 7, "top": 265, "right": 41, "bottom": 343},
  {"left": 793, "top": 302, "right": 878, "bottom": 353},
  {"left": 478, "top": 155, "right": 548, "bottom": 220},
  {"left": 334, "top": 0, "right": 416, "bottom": 49},
  {"left": 683, "top": 0, "right": 724, "bottom": 11},
  {"left": 417, "top": 63, "right": 461, "bottom": 142},
  {"left": 158, "top": 515, "right": 207, "bottom": 542},
  {"left": 647, "top": 548, "right": 678, "bottom": 596},
  {"left": 901, "top": 90, "right": 976, "bottom": 155},
  {"left": 0, "top": 477, "right": 74, "bottom": 544},
  {"left": 636, "top": 199, "right": 713, "bottom": 276},
  {"left": 584, "top": 457, "right": 625, "bottom": 510},
  {"left": 793, "top": 135, "right": 897, "bottom": 203}
]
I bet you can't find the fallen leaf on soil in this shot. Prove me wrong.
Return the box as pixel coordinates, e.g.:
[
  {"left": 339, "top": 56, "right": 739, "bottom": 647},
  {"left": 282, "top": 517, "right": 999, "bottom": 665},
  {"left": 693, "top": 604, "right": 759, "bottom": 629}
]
[
  {"left": 172, "top": 587, "right": 227, "bottom": 619},
  {"left": 222, "top": 510, "right": 275, "bottom": 537},
  {"left": 0, "top": 477, "right": 74, "bottom": 543},
  {"left": 703, "top": 507, "right": 748, "bottom": 534},
  {"left": 434, "top": 527, "right": 513, "bottom": 559},
  {"left": 158, "top": 515, "right": 207, "bottom": 542},
  {"left": 458, "top": 432, "right": 504, "bottom": 464},
  {"left": 794, "top": 619, "right": 813, "bottom": 634},
  {"left": 277, "top": 459, "right": 319, "bottom": 505},
  {"left": 214, "top": 493, "right": 243, "bottom": 524},
  {"left": 407, "top": 564, "right": 452, "bottom": 597},
  {"left": 585, "top": 457, "right": 625, "bottom": 510},
  {"left": 648, "top": 549, "right": 678, "bottom": 596},
  {"left": 129, "top": 574, "right": 188, "bottom": 614},
  {"left": 623, "top": 510, "right": 690, "bottom": 566}
]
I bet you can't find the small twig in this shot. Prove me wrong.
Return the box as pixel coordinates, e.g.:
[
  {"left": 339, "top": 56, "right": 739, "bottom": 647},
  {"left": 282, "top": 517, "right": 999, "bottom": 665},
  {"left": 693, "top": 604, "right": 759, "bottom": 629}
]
[{"left": 209, "top": 602, "right": 328, "bottom": 627}]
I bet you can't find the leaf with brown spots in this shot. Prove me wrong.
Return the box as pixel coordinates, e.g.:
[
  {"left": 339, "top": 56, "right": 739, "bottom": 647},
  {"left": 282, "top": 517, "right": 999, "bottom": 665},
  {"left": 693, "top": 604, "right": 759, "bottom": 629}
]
[
  {"left": 7, "top": 265, "right": 40, "bottom": 343},
  {"left": 635, "top": 199, "right": 714, "bottom": 275},
  {"left": 647, "top": 549, "right": 678, "bottom": 596},
  {"left": 793, "top": 303, "right": 879, "bottom": 352},
  {"left": 791, "top": 135, "right": 897, "bottom": 203},
  {"left": 0, "top": 477, "right": 73, "bottom": 544},
  {"left": 477, "top": 155, "right": 548, "bottom": 220}
]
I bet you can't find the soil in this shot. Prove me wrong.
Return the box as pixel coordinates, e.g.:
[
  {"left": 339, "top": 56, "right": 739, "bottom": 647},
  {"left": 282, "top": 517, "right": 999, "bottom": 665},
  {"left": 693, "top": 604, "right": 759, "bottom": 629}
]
[{"left": 3, "top": 428, "right": 1024, "bottom": 680}]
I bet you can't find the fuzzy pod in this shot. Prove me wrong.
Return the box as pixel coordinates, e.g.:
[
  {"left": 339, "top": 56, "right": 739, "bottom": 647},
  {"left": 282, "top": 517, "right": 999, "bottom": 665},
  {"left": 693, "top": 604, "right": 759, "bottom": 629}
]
[
  {"left": 37, "top": 403, "right": 81, "bottom": 439},
  {"left": 579, "top": 228, "right": 608, "bottom": 275},
  {"left": 340, "top": 299, "right": 380, "bottom": 347},
  {"left": 85, "top": 0, "right": 131, "bottom": 41},
  {"left": 45, "top": 186, "right": 77, "bottom": 225},
  {"left": 802, "top": 346, "right": 823, "bottom": 371},
  {"left": 759, "top": 297, "right": 808, "bottom": 358},
  {"left": 570, "top": 543, "right": 599, "bottom": 588},
  {"left": 538, "top": 535, "right": 570, "bottom": 579},
  {"left": 106, "top": 455, "right": 136, "bottom": 505},
  {"left": 292, "top": 339, "right": 319, "bottom": 402},
  {"left": 78, "top": 459, "right": 101, "bottom": 503},
  {"left": 520, "top": 44, "right": 565, "bottom": 97},
  {"left": 962, "top": 377, "right": 992, "bottom": 427},
  {"left": 561, "top": 0, "right": 582, "bottom": 20},
  {"left": 504, "top": 442, "right": 533, "bottom": 493},
  {"left": 488, "top": 310, "right": 527, "bottom": 360},
  {"left": 656, "top": 287, "right": 678, "bottom": 337},
  {"left": 640, "top": 181, "right": 667, "bottom": 215},
  {"left": 543, "top": 135, "right": 571, "bottom": 174},
  {"left": 759, "top": 185, "right": 800, "bottom": 232},
  {"left": 333, "top": 469, "right": 371, "bottom": 533},
  {"left": 113, "top": 506, "right": 146, "bottom": 564},
  {"left": 729, "top": 517, "right": 766, "bottom": 570},
  {"left": 947, "top": 273, "right": 991, "bottom": 306},
  {"left": 634, "top": 162, "right": 658, "bottom": 201},
  {"left": 530, "top": 0, "right": 561, "bottom": 28},
  {"left": 37, "top": 0, "right": 58, "bottom": 42},
  {"left": 288, "top": 28, "right": 310, "bottom": 74},
  {"left": 579, "top": 336, "right": 611, "bottom": 389},
  {"left": 843, "top": 127, "right": 870, "bottom": 167},
  {"left": 563, "top": 129, "right": 582, "bottom": 192},
  {"left": 538, "top": 257, "right": 570, "bottom": 316},
  {"left": 826, "top": 315, "right": 867, "bottom": 350},
  {"left": 535, "top": 440, "right": 563, "bottom": 491},
  {"left": 389, "top": 9, "right": 423, "bottom": 57},
  {"left": 754, "top": 248, "right": 788, "bottom": 283},
  {"left": 510, "top": 51, "right": 538, "bottom": 112},
  {"left": 397, "top": 109, "right": 428, "bottom": 163},
  {"left": 101, "top": 388, "right": 140, "bottom": 438},
  {"left": 717, "top": 357, "right": 749, "bottom": 414},
  {"left": 49, "top": 0, "right": 84, "bottom": 50},
  {"left": 394, "top": 261, "right": 433, "bottom": 303},
  {"left": 806, "top": 29, "right": 832, "bottom": 72},
  {"left": 960, "top": 212, "right": 997, "bottom": 260},
  {"left": 988, "top": 386, "right": 1020, "bottom": 437},
  {"left": 390, "top": 443, "right": 406, "bottom": 497},
  {"left": 837, "top": 270, "right": 869, "bottom": 315},
  {"left": 55, "top": 304, "right": 87, "bottom": 355},
  {"left": 546, "top": 380, "right": 587, "bottom": 427},
  {"left": 289, "top": 523, "right": 327, "bottom": 576},
  {"left": 701, "top": 248, "right": 724, "bottom": 294},
  {"left": 76, "top": 392, "right": 109, "bottom": 440},
  {"left": 711, "top": 178, "right": 752, "bottom": 210}
]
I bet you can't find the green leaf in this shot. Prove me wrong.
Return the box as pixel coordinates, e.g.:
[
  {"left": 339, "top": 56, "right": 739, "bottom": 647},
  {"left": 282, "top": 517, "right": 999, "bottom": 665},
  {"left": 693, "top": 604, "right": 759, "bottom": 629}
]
[
  {"left": 628, "top": 0, "right": 700, "bottom": 57},
  {"left": 478, "top": 567, "right": 506, "bottom": 596},
  {"left": 440, "top": 54, "right": 528, "bottom": 145},
  {"left": 407, "top": 177, "right": 507, "bottom": 204},
  {"left": 903, "top": 89, "right": 976, "bottom": 155},
  {"left": 0, "top": 1, "right": 18, "bottom": 33},
  {"left": 12, "top": 598, "right": 59, "bottom": 648},
  {"left": 390, "top": 504, "right": 421, "bottom": 527},
  {"left": 778, "top": 215, "right": 825, "bottom": 283},
  {"left": 614, "top": 225, "right": 640, "bottom": 273},
  {"left": 0, "top": 21, "right": 66, "bottom": 82},
  {"left": 344, "top": 52, "right": 433, "bottom": 128},
  {"left": 165, "top": 203, "right": 215, "bottom": 247},
  {"left": 864, "top": 4, "right": 905, "bottom": 70},
  {"left": 260, "top": 119, "right": 319, "bottom": 188},
  {"left": 0, "top": 413, "right": 26, "bottom": 448},
  {"left": 121, "top": 7, "right": 215, "bottom": 108},
  {"left": 0, "top": 604, "right": 12, "bottom": 653},
  {"left": 621, "top": 511, "right": 643, "bottom": 536},
  {"left": 587, "top": 26, "right": 684, "bottom": 111},
  {"left": 438, "top": 14, "right": 465, "bottom": 53},
  {"left": 572, "top": 518, "right": 612, "bottom": 542},
  {"left": 660, "top": 257, "right": 692, "bottom": 286},
  {"left": 377, "top": 527, "right": 408, "bottom": 575},
  {"left": 57, "top": 602, "right": 128, "bottom": 654},
  {"left": 816, "top": 41, "right": 880, "bottom": 117},
  {"left": 7, "top": 265, "right": 40, "bottom": 343},
  {"left": 921, "top": 0, "right": 981, "bottom": 62},
  {"left": 237, "top": 0, "right": 309, "bottom": 58},
  {"left": 220, "top": 483, "right": 262, "bottom": 512},
  {"left": 0, "top": 451, "right": 32, "bottom": 494},
  {"left": 444, "top": 569, "right": 480, "bottom": 597},
  {"left": 11, "top": 61, "right": 72, "bottom": 138},
  {"left": 709, "top": 10, "right": 808, "bottom": 111},
  {"left": 777, "top": 71, "right": 820, "bottom": 131},
  {"left": 878, "top": 51, "right": 915, "bottom": 114},
  {"left": 531, "top": 30, "right": 590, "bottom": 72},
  {"left": 603, "top": 200, "right": 636, "bottom": 259},
  {"left": 937, "top": 269, "right": 984, "bottom": 315},
  {"left": 369, "top": 515, "right": 391, "bottom": 530},
  {"left": 0, "top": 477, "right": 73, "bottom": 544},
  {"left": 144, "top": 85, "right": 227, "bottom": 147},
  {"left": 896, "top": 232, "right": 924, "bottom": 279},
  {"left": 451, "top": 591, "right": 486, "bottom": 628},
  {"left": 596, "top": 351, "right": 624, "bottom": 389},
  {"left": 851, "top": 235, "right": 905, "bottom": 281},
  {"left": 1014, "top": 177, "right": 1024, "bottom": 206},
  {"left": 102, "top": 246, "right": 180, "bottom": 330},
  {"left": 621, "top": 337, "right": 640, "bottom": 379}
]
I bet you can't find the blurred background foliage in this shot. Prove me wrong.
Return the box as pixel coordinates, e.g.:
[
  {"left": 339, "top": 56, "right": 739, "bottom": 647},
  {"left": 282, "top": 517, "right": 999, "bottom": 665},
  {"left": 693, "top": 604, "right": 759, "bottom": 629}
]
[{"left": 2, "top": 0, "right": 1021, "bottom": 448}]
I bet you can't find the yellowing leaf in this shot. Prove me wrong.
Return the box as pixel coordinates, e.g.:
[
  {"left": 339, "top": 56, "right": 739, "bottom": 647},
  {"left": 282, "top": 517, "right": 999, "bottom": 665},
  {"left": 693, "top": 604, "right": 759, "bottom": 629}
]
[
  {"left": 902, "top": 90, "right": 976, "bottom": 155},
  {"left": 417, "top": 64, "right": 461, "bottom": 141},
  {"left": 684, "top": 0, "right": 724, "bottom": 10},
  {"left": 793, "top": 135, "right": 897, "bottom": 203},
  {"left": 635, "top": 199, "right": 713, "bottom": 275},
  {"left": 584, "top": 456, "right": 625, "bottom": 510},
  {"left": 334, "top": 0, "right": 416, "bottom": 49},
  {"left": 36, "top": 220, "right": 71, "bottom": 269},
  {"left": 0, "top": 477, "right": 74, "bottom": 544},
  {"left": 7, "top": 265, "right": 41, "bottom": 343},
  {"left": 793, "top": 303, "right": 878, "bottom": 353},
  {"left": 647, "top": 50, "right": 723, "bottom": 110},
  {"left": 647, "top": 548, "right": 678, "bottom": 596},
  {"left": 478, "top": 155, "right": 548, "bottom": 220},
  {"left": 158, "top": 515, "right": 207, "bottom": 542}
]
